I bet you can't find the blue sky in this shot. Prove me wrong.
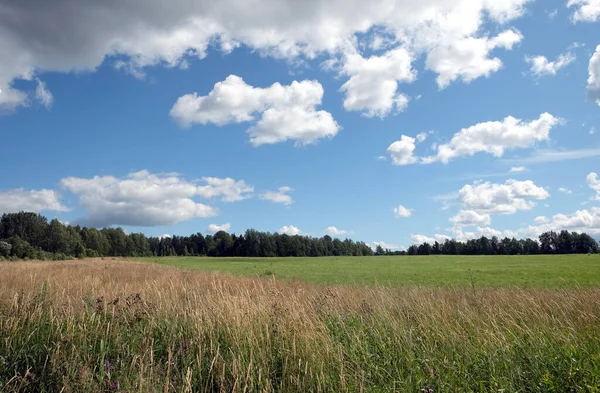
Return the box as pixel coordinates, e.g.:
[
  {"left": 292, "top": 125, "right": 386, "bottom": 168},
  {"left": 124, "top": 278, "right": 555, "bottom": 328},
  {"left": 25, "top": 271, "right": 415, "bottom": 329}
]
[{"left": 1, "top": 0, "right": 599, "bottom": 249}]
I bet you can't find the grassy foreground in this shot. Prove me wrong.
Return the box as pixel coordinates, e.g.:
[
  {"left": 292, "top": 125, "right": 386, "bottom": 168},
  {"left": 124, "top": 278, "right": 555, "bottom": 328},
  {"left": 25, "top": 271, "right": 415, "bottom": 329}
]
[
  {"left": 1, "top": 260, "right": 599, "bottom": 392},
  {"left": 136, "top": 254, "right": 600, "bottom": 288}
]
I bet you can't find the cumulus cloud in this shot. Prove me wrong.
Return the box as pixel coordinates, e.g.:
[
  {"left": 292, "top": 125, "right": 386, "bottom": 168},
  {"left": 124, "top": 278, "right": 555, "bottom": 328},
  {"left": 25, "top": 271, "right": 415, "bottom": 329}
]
[
  {"left": 448, "top": 226, "right": 518, "bottom": 242},
  {"left": 458, "top": 179, "right": 550, "bottom": 215},
  {"left": 371, "top": 241, "right": 401, "bottom": 251},
  {"left": 449, "top": 210, "right": 491, "bottom": 226},
  {"left": 339, "top": 48, "right": 415, "bottom": 117},
  {"left": 588, "top": 45, "right": 600, "bottom": 106},
  {"left": 170, "top": 75, "right": 339, "bottom": 146},
  {"left": 426, "top": 29, "right": 523, "bottom": 89},
  {"left": 325, "top": 226, "right": 352, "bottom": 236},
  {"left": 60, "top": 170, "right": 218, "bottom": 227},
  {"left": 520, "top": 207, "right": 600, "bottom": 237},
  {"left": 534, "top": 216, "right": 548, "bottom": 224},
  {"left": 387, "top": 135, "right": 417, "bottom": 165},
  {"left": 423, "top": 113, "right": 561, "bottom": 164},
  {"left": 410, "top": 234, "right": 451, "bottom": 245},
  {"left": 196, "top": 177, "right": 254, "bottom": 202},
  {"left": 0, "top": 189, "right": 68, "bottom": 214},
  {"left": 510, "top": 166, "right": 527, "bottom": 172},
  {"left": 207, "top": 223, "right": 231, "bottom": 233},
  {"left": 0, "top": 0, "right": 531, "bottom": 110},
  {"left": 587, "top": 172, "right": 600, "bottom": 200},
  {"left": 525, "top": 51, "right": 575, "bottom": 77},
  {"left": 278, "top": 225, "right": 302, "bottom": 236},
  {"left": 568, "top": 0, "right": 600, "bottom": 22},
  {"left": 393, "top": 205, "right": 412, "bottom": 218},
  {"left": 260, "top": 186, "right": 293, "bottom": 205}
]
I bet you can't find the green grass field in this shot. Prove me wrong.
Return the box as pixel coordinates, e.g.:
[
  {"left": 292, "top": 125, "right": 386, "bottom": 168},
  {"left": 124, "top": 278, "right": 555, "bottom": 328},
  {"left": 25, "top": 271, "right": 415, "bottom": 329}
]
[{"left": 135, "top": 254, "right": 600, "bottom": 288}]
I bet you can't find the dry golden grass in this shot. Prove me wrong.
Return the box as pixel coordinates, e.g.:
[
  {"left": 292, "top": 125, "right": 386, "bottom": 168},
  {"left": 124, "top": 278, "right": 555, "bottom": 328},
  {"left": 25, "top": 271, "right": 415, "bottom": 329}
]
[{"left": 1, "top": 259, "right": 599, "bottom": 392}]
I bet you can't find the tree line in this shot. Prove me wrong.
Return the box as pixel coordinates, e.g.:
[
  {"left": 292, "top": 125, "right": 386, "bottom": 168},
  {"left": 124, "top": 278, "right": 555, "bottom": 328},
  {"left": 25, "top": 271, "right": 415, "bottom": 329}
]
[{"left": 0, "top": 212, "right": 597, "bottom": 260}]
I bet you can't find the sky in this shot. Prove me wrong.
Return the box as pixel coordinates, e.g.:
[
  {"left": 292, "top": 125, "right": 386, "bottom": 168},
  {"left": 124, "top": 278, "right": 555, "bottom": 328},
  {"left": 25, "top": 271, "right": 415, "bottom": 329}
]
[{"left": 1, "top": 0, "right": 600, "bottom": 250}]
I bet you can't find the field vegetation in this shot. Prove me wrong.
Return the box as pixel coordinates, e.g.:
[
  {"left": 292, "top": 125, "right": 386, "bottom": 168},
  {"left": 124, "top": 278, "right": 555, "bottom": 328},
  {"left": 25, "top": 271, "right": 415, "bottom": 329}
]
[
  {"left": 1, "top": 259, "right": 599, "bottom": 392},
  {"left": 137, "top": 254, "right": 600, "bottom": 288}
]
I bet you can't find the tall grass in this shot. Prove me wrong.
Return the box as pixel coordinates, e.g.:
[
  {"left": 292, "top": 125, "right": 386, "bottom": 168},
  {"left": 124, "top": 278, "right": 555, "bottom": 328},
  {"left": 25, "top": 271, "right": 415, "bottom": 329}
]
[{"left": 0, "top": 259, "right": 599, "bottom": 392}]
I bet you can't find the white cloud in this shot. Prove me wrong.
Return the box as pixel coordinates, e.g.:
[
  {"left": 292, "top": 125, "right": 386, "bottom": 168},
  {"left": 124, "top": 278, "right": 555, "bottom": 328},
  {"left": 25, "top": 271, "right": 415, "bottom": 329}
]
[
  {"left": 376, "top": 156, "right": 387, "bottom": 161},
  {"left": 510, "top": 166, "right": 527, "bottom": 172},
  {"left": 60, "top": 170, "right": 218, "bottom": 227},
  {"left": 525, "top": 52, "right": 575, "bottom": 77},
  {"left": 534, "top": 216, "right": 548, "bottom": 224},
  {"left": 410, "top": 234, "right": 451, "bottom": 245},
  {"left": 278, "top": 225, "right": 302, "bottom": 236},
  {"left": 415, "top": 132, "right": 428, "bottom": 143},
  {"left": 568, "top": 0, "right": 600, "bottom": 22},
  {"left": 260, "top": 186, "right": 293, "bottom": 205},
  {"left": 590, "top": 127, "right": 596, "bottom": 135},
  {"left": 0, "top": 189, "right": 68, "bottom": 214},
  {"left": 448, "top": 226, "right": 518, "bottom": 242},
  {"left": 449, "top": 210, "right": 491, "bottom": 226},
  {"left": 547, "top": 9, "right": 558, "bottom": 19},
  {"left": 207, "top": 223, "right": 231, "bottom": 233},
  {"left": 426, "top": 29, "right": 523, "bottom": 89},
  {"left": 393, "top": 205, "right": 413, "bottom": 218},
  {"left": 196, "top": 177, "right": 254, "bottom": 202},
  {"left": 587, "top": 172, "right": 600, "bottom": 200},
  {"left": 339, "top": 48, "right": 415, "bottom": 117},
  {"left": 519, "top": 207, "right": 600, "bottom": 237},
  {"left": 387, "top": 135, "right": 417, "bottom": 165},
  {"left": 558, "top": 187, "right": 573, "bottom": 194},
  {"left": 458, "top": 179, "right": 550, "bottom": 215},
  {"left": 371, "top": 241, "right": 401, "bottom": 251},
  {"left": 325, "top": 226, "right": 352, "bottom": 236},
  {"left": 170, "top": 75, "right": 339, "bottom": 146},
  {"left": 504, "top": 148, "right": 600, "bottom": 165},
  {"left": 159, "top": 234, "right": 172, "bottom": 239},
  {"left": 423, "top": 113, "right": 561, "bottom": 164},
  {"left": 34, "top": 79, "right": 53, "bottom": 110},
  {"left": 0, "top": 0, "right": 531, "bottom": 110},
  {"left": 588, "top": 45, "right": 600, "bottom": 106}
]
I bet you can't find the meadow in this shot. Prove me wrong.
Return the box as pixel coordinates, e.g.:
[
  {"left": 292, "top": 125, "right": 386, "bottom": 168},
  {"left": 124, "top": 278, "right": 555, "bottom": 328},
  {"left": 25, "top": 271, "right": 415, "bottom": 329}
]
[
  {"left": 0, "top": 258, "right": 599, "bottom": 392},
  {"left": 135, "top": 254, "right": 600, "bottom": 288}
]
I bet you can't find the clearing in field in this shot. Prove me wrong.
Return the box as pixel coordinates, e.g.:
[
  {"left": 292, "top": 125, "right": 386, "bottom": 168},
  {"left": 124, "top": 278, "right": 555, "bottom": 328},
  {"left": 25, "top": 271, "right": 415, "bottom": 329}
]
[
  {"left": 1, "top": 259, "right": 599, "bottom": 392},
  {"left": 135, "top": 254, "right": 600, "bottom": 287}
]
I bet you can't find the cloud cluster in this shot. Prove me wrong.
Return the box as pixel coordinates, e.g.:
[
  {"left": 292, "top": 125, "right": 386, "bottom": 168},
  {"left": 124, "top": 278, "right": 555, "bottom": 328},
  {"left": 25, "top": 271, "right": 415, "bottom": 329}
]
[
  {"left": 525, "top": 51, "right": 575, "bottom": 77},
  {"left": 278, "top": 225, "right": 302, "bottom": 236},
  {"left": 588, "top": 45, "right": 600, "bottom": 106},
  {"left": 0, "top": 0, "right": 531, "bottom": 113},
  {"left": 170, "top": 75, "right": 339, "bottom": 146},
  {"left": 424, "top": 113, "right": 561, "bottom": 164},
  {"left": 587, "top": 172, "right": 600, "bottom": 200},
  {"left": 0, "top": 189, "right": 68, "bottom": 214},
  {"left": 339, "top": 48, "right": 415, "bottom": 117},
  {"left": 371, "top": 241, "right": 401, "bottom": 251},
  {"left": 60, "top": 170, "right": 219, "bottom": 227},
  {"left": 196, "top": 176, "right": 254, "bottom": 202},
  {"left": 568, "top": 0, "right": 600, "bottom": 22},
  {"left": 520, "top": 207, "right": 600, "bottom": 237},
  {"left": 260, "top": 187, "right": 294, "bottom": 205},
  {"left": 326, "top": 226, "right": 352, "bottom": 236},
  {"left": 388, "top": 113, "right": 561, "bottom": 165},
  {"left": 207, "top": 223, "right": 231, "bottom": 233},
  {"left": 457, "top": 179, "right": 550, "bottom": 215},
  {"left": 393, "top": 205, "right": 412, "bottom": 218}
]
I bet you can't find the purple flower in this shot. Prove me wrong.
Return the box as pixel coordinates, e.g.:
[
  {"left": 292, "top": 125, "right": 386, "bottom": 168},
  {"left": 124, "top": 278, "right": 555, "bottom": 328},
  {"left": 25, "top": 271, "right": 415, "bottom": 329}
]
[{"left": 105, "top": 359, "right": 111, "bottom": 373}]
